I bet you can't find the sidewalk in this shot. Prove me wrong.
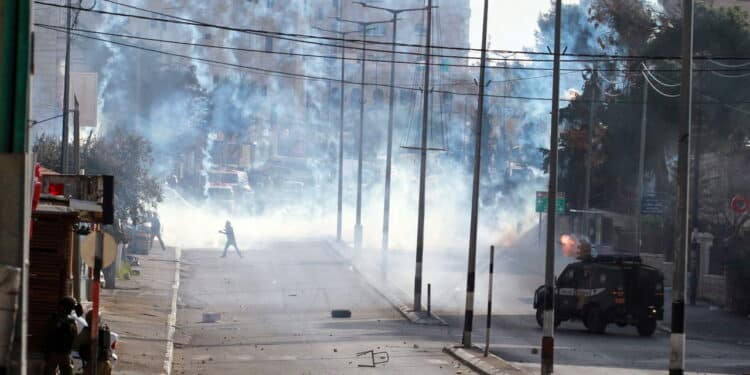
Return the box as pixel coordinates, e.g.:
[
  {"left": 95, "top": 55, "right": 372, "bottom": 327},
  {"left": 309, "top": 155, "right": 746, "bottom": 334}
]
[
  {"left": 100, "top": 246, "right": 181, "bottom": 375},
  {"left": 660, "top": 288, "right": 750, "bottom": 345}
]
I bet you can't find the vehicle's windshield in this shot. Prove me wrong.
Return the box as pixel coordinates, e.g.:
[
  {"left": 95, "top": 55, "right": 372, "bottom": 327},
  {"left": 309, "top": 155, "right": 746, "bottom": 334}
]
[{"left": 207, "top": 188, "right": 233, "bottom": 199}]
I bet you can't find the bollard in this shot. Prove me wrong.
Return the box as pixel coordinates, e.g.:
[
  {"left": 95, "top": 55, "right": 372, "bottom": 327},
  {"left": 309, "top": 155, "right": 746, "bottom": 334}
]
[
  {"left": 485, "top": 245, "right": 494, "bottom": 357},
  {"left": 427, "top": 283, "right": 431, "bottom": 316}
]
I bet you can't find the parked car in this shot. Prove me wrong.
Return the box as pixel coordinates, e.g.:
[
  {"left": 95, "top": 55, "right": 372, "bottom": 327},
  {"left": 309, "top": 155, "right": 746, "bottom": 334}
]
[{"left": 127, "top": 222, "right": 152, "bottom": 255}]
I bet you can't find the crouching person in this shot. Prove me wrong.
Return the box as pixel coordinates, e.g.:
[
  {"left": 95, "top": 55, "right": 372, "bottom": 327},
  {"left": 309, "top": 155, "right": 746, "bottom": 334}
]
[
  {"left": 74, "top": 311, "right": 113, "bottom": 375},
  {"left": 43, "top": 297, "right": 80, "bottom": 375}
]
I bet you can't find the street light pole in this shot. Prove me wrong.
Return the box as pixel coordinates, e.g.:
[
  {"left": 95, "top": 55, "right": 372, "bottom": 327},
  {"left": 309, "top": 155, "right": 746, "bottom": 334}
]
[
  {"left": 671, "top": 0, "right": 694, "bottom": 374},
  {"left": 61, "top": 0, "right": 73, "bottom": 173},
  {"left": 312, "top": 25, "right": 361, "bottom": 243},
  {"left": 413, "top": 0, "right": 433, "bottom": 312},
  {"left": 462, "top": 0, "right": 489, "bottom": 348},
  {"left": 335, "top": 16, "right": 393, "bottom": 250},
  {"left": 635, "top": 81, "right": 648, "bottom": 256},
  {"left": 541, "top": 0, "right": 563, "bottom": 373},
  {"left": 353, "top": 1, "right": 435, "bottom": 256}
]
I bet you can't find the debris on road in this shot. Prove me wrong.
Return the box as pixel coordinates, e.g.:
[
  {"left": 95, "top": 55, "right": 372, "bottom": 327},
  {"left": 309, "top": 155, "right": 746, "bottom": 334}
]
[
  {"left": 356, "top": 349, "right": 390, "bottom": 368},
  {"left": 202, "top": 312, "right": 221, "bottom": 323},
  {"left": 331, "top": 309, "right": 351, "bottom": 318}
]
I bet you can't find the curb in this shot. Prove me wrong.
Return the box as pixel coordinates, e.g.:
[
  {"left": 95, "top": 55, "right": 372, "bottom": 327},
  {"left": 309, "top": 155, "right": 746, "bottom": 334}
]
[
  {"left": 324, "top": 240, "right": 447, "bottom": 326},
  {"left": 657, "top": 323, "right": 671, "bottom": 334},
  {"left": 162, "top": 247, "right": 181, "bottom": 375},
  {"left": 443, "top": 345, "right": 528, "bottom": 375}
]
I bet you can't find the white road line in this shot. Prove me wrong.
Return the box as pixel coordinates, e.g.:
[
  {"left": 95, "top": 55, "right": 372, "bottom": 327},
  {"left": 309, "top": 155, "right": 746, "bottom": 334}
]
[{"left": 162, "top": 247, "right": 181, "bottom": 375}]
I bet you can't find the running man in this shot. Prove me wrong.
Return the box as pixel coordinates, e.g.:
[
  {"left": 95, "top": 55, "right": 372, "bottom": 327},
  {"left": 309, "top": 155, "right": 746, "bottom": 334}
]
[{"left": 219, "top": 220, "right": 241, "bottom": 258}]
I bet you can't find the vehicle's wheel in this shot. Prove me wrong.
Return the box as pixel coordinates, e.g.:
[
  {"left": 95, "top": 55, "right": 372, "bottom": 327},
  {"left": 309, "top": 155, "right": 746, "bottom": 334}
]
[
  {"left": 585, "top": 308, "right": 607, "bottom": 334},
  {"left": 636, "top": 318, "right": 657, "bottom": 337},
  {"left": 535, "top": 308, "right": 561, "bottom": 329}
]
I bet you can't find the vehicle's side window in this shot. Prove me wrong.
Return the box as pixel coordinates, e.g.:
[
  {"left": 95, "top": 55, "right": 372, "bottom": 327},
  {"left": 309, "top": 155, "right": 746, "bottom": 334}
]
[{"left": 558, "top": 267, "right": 576, "bottom": 288}]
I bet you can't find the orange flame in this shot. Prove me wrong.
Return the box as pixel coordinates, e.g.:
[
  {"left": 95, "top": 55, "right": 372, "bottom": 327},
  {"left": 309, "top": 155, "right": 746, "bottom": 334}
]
[{"left": 559, "top": 234, "right": 578, "bottom": 257}]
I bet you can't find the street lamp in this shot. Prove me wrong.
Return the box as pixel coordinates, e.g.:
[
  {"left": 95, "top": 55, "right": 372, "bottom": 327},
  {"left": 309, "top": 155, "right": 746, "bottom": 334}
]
[
  {"left": 312, "top": 25, "right": 362, "bottom": 243},
  {"left": 353, "top": 1, "right": 436, "bottom": 256},
  {"left": 334, "top": 16, "right": 393, "bottom": 250}
]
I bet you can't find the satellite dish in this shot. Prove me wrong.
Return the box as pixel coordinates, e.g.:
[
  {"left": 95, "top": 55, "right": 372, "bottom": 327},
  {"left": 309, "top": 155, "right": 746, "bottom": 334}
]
[{"left": 80, "top": 232, "right": 117, "bottom": 269}]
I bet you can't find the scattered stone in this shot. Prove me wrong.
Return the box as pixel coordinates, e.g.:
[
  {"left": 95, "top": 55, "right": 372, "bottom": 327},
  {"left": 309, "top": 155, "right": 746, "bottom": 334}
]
[
  {"left": 333, "top": 348, "right": 338, "bottom": 352},
  {"left": 413, "top": 344, "right": 419, "bottom": 349},
  {"left": 531, "top": 348, "right": 539, "bottom": 354},
  {"left": 208, "top": 357, "right": 213, "bottom": 361}
]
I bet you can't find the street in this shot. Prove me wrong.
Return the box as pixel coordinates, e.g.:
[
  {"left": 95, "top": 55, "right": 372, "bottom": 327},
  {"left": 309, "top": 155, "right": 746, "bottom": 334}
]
[
  {"left": 170, "top": 240, "right": 476, "bottom": 374},
  {"left": 367, "top": 246, "right": 750, "bottom": 375}
]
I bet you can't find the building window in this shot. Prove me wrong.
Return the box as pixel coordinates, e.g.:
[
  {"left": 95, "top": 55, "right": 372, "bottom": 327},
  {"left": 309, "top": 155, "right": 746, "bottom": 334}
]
[
  {"left": 414, "top": 22, "right": 425, "bottom": 35},
  {"left": 261, "top": 85, "right": 268, "bottom": 97},
  {"left": 265, "top": 36, "right": 273, "bottom": 52},
  {"left": 441, "top": 92, "right": 453, "bottom": 112},
  {"left": 332, "top": 0, "right": 338, "bottom": 10},
  {"left": 266, "top": 0, "right": 274, "bottom": 8},
  {"left": 373, "top": 88, "right": 385, "bottom": 107},
  {"left": 317, "top": 7, "right": 324, "bottom": 20},
  {"left": 400, "top": 89, "right": 415, "bottom": 106},
  {"left": 351, "top": 88, "right": 362, "bottom": 104}
]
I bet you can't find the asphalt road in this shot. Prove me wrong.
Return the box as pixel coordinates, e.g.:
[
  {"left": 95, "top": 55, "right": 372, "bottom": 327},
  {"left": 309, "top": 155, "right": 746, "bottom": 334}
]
[
  {"left": 371, "top": 247, "right": 750, "bottom": 374},
  {"left": 170, "top": 240, "right": 476, "bottom": 375}
]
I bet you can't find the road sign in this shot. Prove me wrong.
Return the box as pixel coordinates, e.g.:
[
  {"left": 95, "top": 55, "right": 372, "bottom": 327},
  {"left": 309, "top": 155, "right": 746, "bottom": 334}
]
[
  {"left": 536, "top": 191, "right": 565, "bottom": 213},
  {"left": 81, "top": 232, "right": 117, "bottom": 268},
  {"left": 731, "top": 195, "right": 749, "bottom": 214},
  {"left": 641, "top": 195, "right": 666, "bottom": 215}
]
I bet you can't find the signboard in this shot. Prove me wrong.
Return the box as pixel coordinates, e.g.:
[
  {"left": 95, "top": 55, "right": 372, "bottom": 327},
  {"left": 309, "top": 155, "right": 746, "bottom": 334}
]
[
  {"left": 41, "top": 174, "right": 113, "bottom": 223},
  {"left": 641, "top": 194, "right": 666, "bottom": 215},
  {"left": 536, "top": 191, "right": 565, "bottom": 213},
  {"left": 81, "top": 232, "right": 117, "bottom": 268}
]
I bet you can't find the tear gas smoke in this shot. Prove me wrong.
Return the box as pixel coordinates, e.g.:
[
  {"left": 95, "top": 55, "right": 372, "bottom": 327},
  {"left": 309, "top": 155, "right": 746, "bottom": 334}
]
[{"left": 45, "top": 0, "right": 625, "bottom": 316}]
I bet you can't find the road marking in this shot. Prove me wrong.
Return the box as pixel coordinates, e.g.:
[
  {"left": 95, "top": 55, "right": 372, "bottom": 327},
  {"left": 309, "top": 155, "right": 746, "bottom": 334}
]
[{"left": 162, "top": 247, "right": 181, "bottom": 375}]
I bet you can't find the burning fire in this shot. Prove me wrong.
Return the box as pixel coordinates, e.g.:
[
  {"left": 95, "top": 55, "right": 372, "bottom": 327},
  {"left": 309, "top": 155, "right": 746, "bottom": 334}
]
[{"left": 560, "top": 234, "right": 578, "bottom": 257}]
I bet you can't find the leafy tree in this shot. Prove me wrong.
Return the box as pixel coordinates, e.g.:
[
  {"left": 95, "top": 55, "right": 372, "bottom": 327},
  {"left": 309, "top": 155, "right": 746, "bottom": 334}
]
[{"left": 32, "top": 129, "right": 162, "bottom": 226}]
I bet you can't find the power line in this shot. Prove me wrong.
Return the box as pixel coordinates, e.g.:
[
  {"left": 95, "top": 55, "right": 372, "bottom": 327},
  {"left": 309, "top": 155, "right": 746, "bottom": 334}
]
[
  {"left": 33, "top": 23, "right": 532, "bottom": 70},
  {"left": 36, "top": 24, "right": 562, "bottom": 102},
  {"left": 37, "top": 23, "right": 750, "bottom": 105},
  {"left": 35, "top": 23, "right": 750, "bottom": 74},
  {"left": 36, "top": 0, "right": 750, "bottom": 63}
]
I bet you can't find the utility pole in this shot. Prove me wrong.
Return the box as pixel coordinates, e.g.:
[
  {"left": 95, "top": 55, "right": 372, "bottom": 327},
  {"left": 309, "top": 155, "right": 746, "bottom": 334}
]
[
  {"left": 670, "top": 0, "right": 694, "bottom": 374},
  {"left": 462, "top": 0, "right": 489, "bottom": 348},
  {"left": 354, "top": 2, "right": 434, "bottom": 256},
  {"left": 335, "top": 16, "right": 392, "bottom": 250},
  {"left": 583, "top": 68, "right": 597, "bottom": 237},
  {"left": 413, "top": 0, "right": 433, "bottom": 312},
  {"left": 541, "top": 0, "right": 563, "bottom": 374},
  {"left": 73, "top": 96, "right": 80, "bottom": 174},
  {"left": 61, "top": 0, "right": 73, "bottom": 173},
  {"left": 312, "top": 25, "right": 361, "bottom": 243},
  {"left": 635, "top": 81, "right": 648, "bottom": 256}
]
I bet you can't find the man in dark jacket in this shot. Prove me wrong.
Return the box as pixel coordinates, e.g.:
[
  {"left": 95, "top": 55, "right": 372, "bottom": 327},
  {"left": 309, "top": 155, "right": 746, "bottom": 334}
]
[
  {"left": 219, "top": 220, "right": 241, "bottom": 258},
  {"left": 43, "top": 296, "right": 80, "bottom": 375},
  {"left": 150, "top": 213, "right": 166, "bottom": 251}
]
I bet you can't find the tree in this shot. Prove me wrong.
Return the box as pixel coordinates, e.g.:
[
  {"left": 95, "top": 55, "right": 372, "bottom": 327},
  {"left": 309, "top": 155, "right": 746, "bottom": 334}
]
[{"left": 32, "top": 129, "right": 162, "bottom": 227}]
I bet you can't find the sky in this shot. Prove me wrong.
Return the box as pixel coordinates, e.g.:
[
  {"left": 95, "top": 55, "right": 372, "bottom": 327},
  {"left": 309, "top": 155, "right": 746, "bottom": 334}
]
[{"left": 468, "top": 0, "right": 578, "bottom": 50}]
